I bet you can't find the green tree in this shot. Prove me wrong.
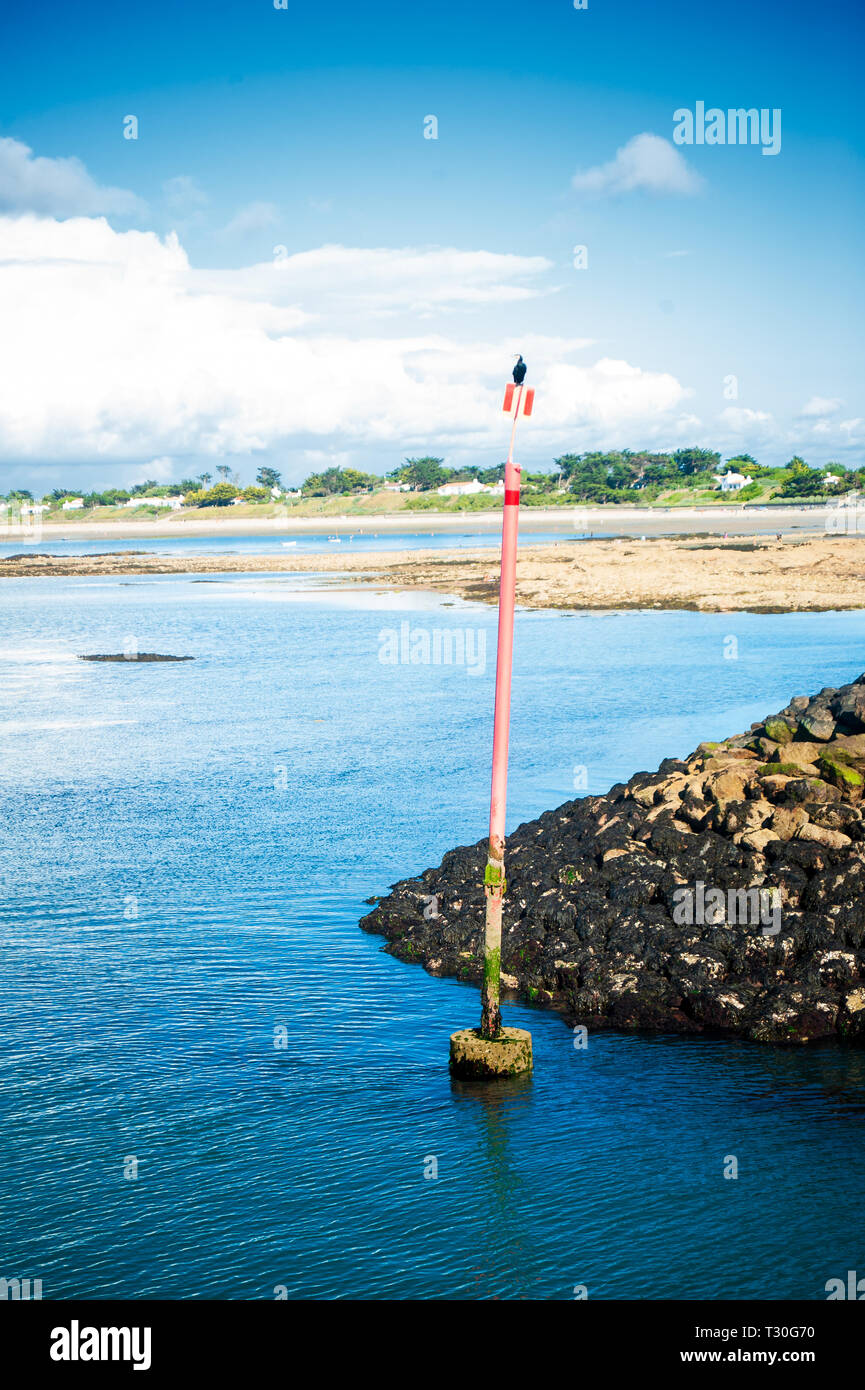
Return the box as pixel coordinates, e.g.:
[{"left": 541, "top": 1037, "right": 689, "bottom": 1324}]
[
  {"left": 478, "top": 464, "right": 506, "bottom": 485},
  {"left": 303, "top": 466, "right": 347, "bottom": 495},
  {"left": 391, "top": 457, "right": 449, "bottom": 491},
  {"left": 554, "top": 454, "right": 582, "bottom": 482},
  {"left": 779, "top": 469, "right": 824, "bottom": 497},
  {"left": 338, "top": 468, "right": 378, "bottom": 492},
  {"left": 242, "top": 485, "right": 269, "bottom": 502},
  {"left": 256, "top": 467, "right": 282, "bottom": 491},
  {"left": 198, "top": 482, "right": 240, "bottom": 506},
  {"left": 673, "top": 447, "right": 722, "bottom": 476}
]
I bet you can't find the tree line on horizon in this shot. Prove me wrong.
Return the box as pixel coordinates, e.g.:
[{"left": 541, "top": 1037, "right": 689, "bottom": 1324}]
[{"left": 2, "top": 450, "right": 860, "bottom": 510}]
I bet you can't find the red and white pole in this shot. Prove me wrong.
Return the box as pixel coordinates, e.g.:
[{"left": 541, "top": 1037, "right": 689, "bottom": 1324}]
[{"left": 480, "top": 380, "right": 533, "bottom": 1038}]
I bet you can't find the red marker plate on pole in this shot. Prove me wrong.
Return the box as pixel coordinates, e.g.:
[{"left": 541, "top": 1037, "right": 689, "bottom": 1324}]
[{"left": 503, "top": 384, "right": 534, "bottom": 416}]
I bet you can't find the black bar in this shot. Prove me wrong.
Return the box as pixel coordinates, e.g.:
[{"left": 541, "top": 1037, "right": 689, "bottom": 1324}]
[{"left": 2, "top": 1298, "right": 859, "bottom": 1378}]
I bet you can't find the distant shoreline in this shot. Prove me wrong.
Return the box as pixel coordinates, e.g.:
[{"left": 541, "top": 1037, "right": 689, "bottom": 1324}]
[
  {"left": 0, "top": 502, "right": 834, "bottom": 543},
  {"left": 3, "top": 534, "right": 863, "bottom": 614}
]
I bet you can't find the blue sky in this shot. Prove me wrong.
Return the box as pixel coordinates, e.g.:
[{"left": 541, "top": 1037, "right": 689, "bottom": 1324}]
[{"left": 0, "top": 0, "right": 862, "bottom": 491}]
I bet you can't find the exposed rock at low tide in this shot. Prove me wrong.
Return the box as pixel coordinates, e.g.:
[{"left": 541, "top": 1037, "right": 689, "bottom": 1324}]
[
  {"left": 361, "top": 676, "right": 865, "bottom": 1045},
  {"left": 78, "top": 653, "right": 194, "bottom": 662}
]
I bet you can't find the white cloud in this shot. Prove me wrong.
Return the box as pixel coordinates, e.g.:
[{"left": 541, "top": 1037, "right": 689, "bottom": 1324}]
[
  {"left": 141, "top": 456, "right": 177, "bottom": 480},
  {"left": 799, "top": 395, "right": 842, "bottom": 417},
  {"left": 572, "top": 134, "right": 703, "bottom": 197},
  {"left": 719, "top": 406, "right": 774, "bottom": 432},
  {"left": 0, "top": 137, "right": 144, "bottom": 218},
  {"left": 0, "top": 214, "right": 693, "bottom": 468},
  {"left": 540, "top": 358, "right": 690, "bottom": 430},
  {"left": 221, "top": 201, "right": 279, "bottom": 239},
  {"left": 163, "top": 176, "right": 208, "bottom": 215},
  {"left": 202, "top": 243, "right": 557, "bottom": 318},
  {"left": 788, "top": 399, "right": 862, "bottom": 448}
]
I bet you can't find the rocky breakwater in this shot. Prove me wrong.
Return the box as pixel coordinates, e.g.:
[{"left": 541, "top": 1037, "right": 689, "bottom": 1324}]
[{"left": 361, "top": 677, "right": 865, "bottom": 1044}]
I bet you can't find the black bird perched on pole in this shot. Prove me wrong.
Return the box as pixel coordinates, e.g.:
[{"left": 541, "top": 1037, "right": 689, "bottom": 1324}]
[{"left": 512, "top": 354, "right": 527, "bottom": 385}]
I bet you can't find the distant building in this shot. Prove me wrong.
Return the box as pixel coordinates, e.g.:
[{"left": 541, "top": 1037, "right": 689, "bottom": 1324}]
[
  {"left": 823, "top": 474, "right": 842, "bottom": 487},
  {"left": 437, "top": 479, "right": 484, "bottom": 497},
  {"left": 61, "top": 498, "right": 84, "bottom": 510},
  {"left": 716, "top": 471, "right": 753, "bottom": 493},
  {"left": 436, "top": 479, "right": 504, "bottom": 497},
  {"left": 283, "top": 489, "right": 302, "bottom": 498},
  {"left": 122, "top": 496, "right": 184, "bottom": 509},
  {"left": 383, "top": 482, "right": 412, "bottom": 492}
]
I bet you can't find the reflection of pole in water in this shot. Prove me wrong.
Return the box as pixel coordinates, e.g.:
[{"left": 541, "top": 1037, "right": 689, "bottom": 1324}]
[{"left": 453, "top": 1072, "right": 538, "bottom": 1297}]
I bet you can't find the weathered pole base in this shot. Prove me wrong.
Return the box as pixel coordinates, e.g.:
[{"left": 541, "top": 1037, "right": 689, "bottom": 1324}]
[{"left": 449, "top": 1027, "right": 533, "bottom": 1080}]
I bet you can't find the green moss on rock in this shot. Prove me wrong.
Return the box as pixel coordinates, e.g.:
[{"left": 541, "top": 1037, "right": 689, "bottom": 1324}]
[
  {"left": 764, "top": 717, "right": 795, "bottom": 745},
  {"left": 819, "top": 754, "right": 864, "bottom": 790}
]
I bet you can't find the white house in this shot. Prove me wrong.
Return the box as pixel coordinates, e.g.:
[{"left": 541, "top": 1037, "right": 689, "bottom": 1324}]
[
  {"left": 383, "top": 482, "right": 412, "bottom": 493},
  {"left": 436, "top": 479, "right": 504, "bottom": 498},
  {"left": 823, "top": 474, "right": 842, "bottom": 487},
  {"left": 437, "top": 480, "right": 484, "bottom": 496},
  {"left": 123, "top": 495, "right": 184, "bottom": 510},
  {"left": 717, "top": 471, "right": 753, "bottom": 493},
  {"left": 61, "top": 497, "right": 84, "bottom": 510},
  {"left": 283, "top": 489, "right": 302, "bottom": 498}
]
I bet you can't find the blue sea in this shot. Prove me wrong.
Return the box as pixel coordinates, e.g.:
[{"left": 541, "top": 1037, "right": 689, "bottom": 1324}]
[
  {"left": 1, "top": 569, "right": 864, "bottom": 1300},
  {"left": 0, "top": 527, "right": 585, "bottom": 560}
]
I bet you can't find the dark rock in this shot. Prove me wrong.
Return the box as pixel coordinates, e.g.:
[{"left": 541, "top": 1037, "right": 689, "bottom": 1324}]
[
  {"left": 832, "top": 687, "right": 865, "bottom": 732},
  {"left": 785, "top": 777, "right": 842, "bottom": 804},
  {"left": 78, "top": 653, "right": 194, "bottom": 662},
  {"left": 360, "top": 673, "right": 865, "bottom": 1046},
  {"left": 798, "top": 712, "right": 837, "bottom": 742}
]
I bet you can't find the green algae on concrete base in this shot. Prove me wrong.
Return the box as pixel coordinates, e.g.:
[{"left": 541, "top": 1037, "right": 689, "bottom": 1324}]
[{"left": 449, "top": 1026, "right": 533, "bottom": 1079}]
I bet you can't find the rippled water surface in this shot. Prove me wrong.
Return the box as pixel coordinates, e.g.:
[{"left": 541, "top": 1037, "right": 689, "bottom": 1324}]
[
  {"left": 1, "top": 572, "right": 864, "bottom": 1299},
  {"left": 0, "top": 527, "right": 583, "bottom": 560}
]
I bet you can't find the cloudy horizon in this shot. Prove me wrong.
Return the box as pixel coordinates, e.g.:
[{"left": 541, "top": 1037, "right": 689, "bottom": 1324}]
[{"left": 1, "top": 0, "right": 862, "bottom": 493}]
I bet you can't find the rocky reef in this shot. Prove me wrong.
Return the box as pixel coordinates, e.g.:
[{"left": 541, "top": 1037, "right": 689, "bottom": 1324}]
[
  {"left": 361, "top": 676, "right": 865, "bottom": 1045},
  {"left": 77, "top": 653, "right": 194, "bottom": 662}
]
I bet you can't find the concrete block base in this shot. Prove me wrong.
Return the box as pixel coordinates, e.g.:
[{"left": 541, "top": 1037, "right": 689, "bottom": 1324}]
[{"left": 449, "top": 1027, "right": 533, "bottom": 1079}]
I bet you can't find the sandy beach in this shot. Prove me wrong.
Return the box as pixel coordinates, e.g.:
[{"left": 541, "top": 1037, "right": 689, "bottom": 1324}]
[
  {"left": 4, "top": 533, "right": 864, "bottom": 613},
  {"left": 0, "top": 501, "right": 835, "bottom": 543}
]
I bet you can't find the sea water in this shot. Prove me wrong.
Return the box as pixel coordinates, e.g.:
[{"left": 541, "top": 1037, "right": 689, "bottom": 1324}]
[{"left": 0, "top": 571, "right": 863, "bottom": 1299}]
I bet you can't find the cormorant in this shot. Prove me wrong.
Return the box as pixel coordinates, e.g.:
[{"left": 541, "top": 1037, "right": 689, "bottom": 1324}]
[{"left": 512, "top": 354, "right": 527, "bottom": 385}]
